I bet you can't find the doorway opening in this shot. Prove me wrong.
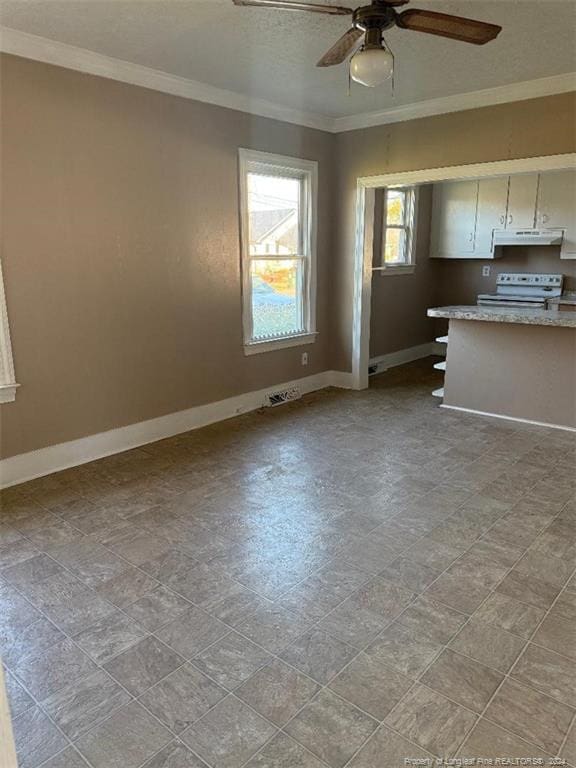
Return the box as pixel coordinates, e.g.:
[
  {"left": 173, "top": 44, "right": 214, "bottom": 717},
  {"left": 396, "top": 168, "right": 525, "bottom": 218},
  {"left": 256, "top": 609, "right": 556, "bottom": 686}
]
[{"left": 350, "top": 154, "right": 576, "bottom": 391}]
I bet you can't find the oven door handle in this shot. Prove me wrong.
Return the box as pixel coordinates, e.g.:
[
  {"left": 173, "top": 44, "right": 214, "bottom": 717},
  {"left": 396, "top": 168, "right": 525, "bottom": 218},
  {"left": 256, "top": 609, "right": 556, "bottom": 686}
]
[{"left": 477, "top": 299, "right": 547, "bottom": 308}]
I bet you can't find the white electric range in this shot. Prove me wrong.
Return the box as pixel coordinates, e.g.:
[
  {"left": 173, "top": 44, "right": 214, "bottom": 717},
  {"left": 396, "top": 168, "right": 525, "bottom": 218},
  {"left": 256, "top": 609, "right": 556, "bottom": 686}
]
[{"left": 477, "top": 273, "right": 563, "bottom": 309}]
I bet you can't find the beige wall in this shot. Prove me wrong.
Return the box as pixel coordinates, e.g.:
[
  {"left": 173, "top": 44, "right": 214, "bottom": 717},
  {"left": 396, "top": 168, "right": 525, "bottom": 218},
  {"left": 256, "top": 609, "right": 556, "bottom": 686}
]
[
  {"left": 432, "top": 245, "right": 576, "bottom": 338},
  {"left": 334, "top": 92, "right": 576, "bottom": 371},
  {"left": 0, "top": 54, "right": 337, "bottom": 458},
  {"left": 444, "top": 320, "right": 576, "bottom": 429},
  {"left": 437, "top": 246, "right": 576, "bottom": 304},
  {"left": 370, "top": 184, "right": 437, "bottom": 358},
  {"left": 1, "top": 53, "right": 575, "bottom": 459}
]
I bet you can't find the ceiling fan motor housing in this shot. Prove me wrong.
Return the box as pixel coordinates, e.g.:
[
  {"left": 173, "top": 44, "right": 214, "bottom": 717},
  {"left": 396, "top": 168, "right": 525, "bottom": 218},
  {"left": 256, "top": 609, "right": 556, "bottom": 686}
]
[
  {"left": 353, "top": 3, "right": 396, "bottom": 49},
  {"left": 353, "top": 4, "right": 397, "bottom": 31}
]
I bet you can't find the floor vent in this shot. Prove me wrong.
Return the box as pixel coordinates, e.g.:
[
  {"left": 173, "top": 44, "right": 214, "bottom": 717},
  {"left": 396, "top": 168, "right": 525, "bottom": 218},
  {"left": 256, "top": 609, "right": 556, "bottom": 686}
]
[{"left": 264, "top": 387, "right": 301, "bottom": 407}]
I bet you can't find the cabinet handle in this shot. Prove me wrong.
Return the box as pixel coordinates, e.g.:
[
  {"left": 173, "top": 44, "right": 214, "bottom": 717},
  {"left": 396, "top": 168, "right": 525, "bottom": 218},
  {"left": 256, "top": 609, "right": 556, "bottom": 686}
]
[
  {"left": 542, "top": 214, "right": 549, "bottom": 224},
  {"left": 469, "top": 233, "right": 474, "bottom": 242},
  {"left": 508, "top": 214, "right": 513, "bottom": 225},
  {"left": 499, "top": 215, "right": 505, "bottom": 225}
]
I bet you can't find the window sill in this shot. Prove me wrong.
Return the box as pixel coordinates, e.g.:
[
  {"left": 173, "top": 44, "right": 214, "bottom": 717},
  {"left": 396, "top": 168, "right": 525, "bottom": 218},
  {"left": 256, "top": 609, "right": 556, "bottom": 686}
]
[
  {"left": 244, "top": 332, "right": 317, "bottom": 356},
  {"left": 374, "top": 265, "right": 416, "bottom": 276},
  {"left": 0, "top": 383, "right": 19, "bottom": 403}
]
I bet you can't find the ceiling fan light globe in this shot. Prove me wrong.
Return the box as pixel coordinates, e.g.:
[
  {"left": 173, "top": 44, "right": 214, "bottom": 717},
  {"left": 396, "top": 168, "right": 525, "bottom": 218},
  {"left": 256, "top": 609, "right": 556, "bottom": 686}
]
[{"left": 350, "top": 48, "right": 393, "bottom": 87}]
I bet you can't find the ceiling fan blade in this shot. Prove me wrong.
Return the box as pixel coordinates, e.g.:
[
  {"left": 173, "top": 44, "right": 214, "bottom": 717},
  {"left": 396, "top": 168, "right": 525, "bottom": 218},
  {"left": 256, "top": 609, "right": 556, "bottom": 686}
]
[
  {"left": 317, "top": 27, "right": 364, "bottom": 67},
  {"left": 397, "top": 9, "right": 502, "bottom": 45},
  {"left": 232, "top": 0, "right": 353, "bottom": 15}
]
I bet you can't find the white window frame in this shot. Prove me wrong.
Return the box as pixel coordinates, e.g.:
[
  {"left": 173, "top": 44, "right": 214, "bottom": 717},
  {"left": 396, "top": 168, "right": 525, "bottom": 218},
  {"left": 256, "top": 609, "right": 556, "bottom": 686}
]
[
  {"left": 0, "top": 259, "right": 18, "bottom": 403},
  {"left": 377, "top": 186, "right": 419, "bottom": 275},
  {"left": 239, "top": 149, "right": 318, "bottom": 355}
]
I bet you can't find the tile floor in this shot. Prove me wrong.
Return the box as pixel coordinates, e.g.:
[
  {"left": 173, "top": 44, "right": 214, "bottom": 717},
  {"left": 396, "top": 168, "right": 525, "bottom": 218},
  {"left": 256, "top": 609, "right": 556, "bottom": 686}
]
[{"left": 1, "top": 360, "right": 575, "bottom": 768}]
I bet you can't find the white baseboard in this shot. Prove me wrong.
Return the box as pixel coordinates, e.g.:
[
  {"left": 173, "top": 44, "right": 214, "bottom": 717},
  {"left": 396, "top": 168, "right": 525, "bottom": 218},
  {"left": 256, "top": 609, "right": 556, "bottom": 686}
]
[
  {"left": 0, "top": 370, "right": 349, "bottom": 489},
  {"left": 327, "top": 370, "right": 355, "bottom": 389},
  {"left": 441, "top": 403, "right": 576, "bottom": 433},
  {"left": 369, "top": 341, "right": 442, "bottom": 374}
]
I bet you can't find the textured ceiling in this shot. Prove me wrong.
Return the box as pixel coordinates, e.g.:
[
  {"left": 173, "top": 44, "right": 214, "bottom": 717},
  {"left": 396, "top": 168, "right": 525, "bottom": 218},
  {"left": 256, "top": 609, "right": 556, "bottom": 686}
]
[{"left": 1, "top": 0, "right": 575, "bottom": 118}]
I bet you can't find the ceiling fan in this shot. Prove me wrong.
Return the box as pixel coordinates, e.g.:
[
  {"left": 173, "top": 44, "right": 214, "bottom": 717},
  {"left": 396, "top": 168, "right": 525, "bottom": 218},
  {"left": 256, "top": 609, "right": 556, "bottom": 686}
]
[{"left": 232, "top": 0, "right": 502, "bottom": 87}]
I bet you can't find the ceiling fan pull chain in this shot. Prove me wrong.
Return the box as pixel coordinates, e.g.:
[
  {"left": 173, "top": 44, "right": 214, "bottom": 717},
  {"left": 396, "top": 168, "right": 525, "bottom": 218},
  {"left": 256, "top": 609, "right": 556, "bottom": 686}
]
[
  {"left": 382, "top": 32, "right": 396, "bottom": 95},
  {"left": 233, "top": 1, "right": 502, "bottom": 86}
]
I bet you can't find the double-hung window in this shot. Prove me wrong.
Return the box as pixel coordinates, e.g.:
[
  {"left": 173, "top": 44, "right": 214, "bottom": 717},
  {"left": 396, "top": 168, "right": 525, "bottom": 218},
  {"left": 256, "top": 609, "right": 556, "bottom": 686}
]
[
  {"left": 380, "top": 186, "right": 418, "bottom": 274},
  {"left": 239, "top": 149, "right": 317, "bottom": 354}
]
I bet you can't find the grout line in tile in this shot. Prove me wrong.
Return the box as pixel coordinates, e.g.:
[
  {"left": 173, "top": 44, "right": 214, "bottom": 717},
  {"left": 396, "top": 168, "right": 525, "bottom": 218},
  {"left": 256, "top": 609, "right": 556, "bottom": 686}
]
[
  {"left": 1, "top": 568, "right": 212, "bottom": 768},
  {"left": 0, "top": 525, "right": 552, "bottom": 768},
  {"left": 34, "top": 744, "right": 89, "bottom": 768},
  {"left": 452, "top": 554, "right": 576, "bottom": 758},
  {"left": 2, "top": 662, "right": 76, "bottom": 763},
  {"left": 356, "top": 495, "right": 576, "bottom": 760},
  {"left": 557, "top": 709, "right": 576, "bottom": 764},
  {"left": 3, "top": 409, "right": 574, "bottom": 768}
]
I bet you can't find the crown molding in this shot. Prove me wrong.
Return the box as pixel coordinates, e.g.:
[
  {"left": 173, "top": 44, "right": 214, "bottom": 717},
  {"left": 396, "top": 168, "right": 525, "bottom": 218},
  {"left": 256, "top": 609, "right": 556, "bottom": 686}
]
[
  {"left": 0, "top": 26, "right": 333, "bottom": 132},
  {"left": 1, "top": 26, "right": 575, "bottom": 135},
  {"left": 333, "top": 72, "right": 576, "bottom": 132}
]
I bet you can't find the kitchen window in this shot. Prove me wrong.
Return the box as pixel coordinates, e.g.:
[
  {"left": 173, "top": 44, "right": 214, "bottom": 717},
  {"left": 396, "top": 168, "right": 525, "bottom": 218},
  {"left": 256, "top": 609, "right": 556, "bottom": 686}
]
[
  {"left": 239, "top": 149, "right": 317, "bottom": 354},
  {"left": 380, "top": 186, "right": 418, "bottom": 274}
]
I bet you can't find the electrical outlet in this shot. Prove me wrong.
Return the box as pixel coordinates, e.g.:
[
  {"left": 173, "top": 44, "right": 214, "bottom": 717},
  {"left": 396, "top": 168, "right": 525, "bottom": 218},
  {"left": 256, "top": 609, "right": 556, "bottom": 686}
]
[
  {"left": 482, "top": 265, "right": 491, "bottom": 277},
  {"left": 301, "top": 352, "right": 309, "bottom": 366}
]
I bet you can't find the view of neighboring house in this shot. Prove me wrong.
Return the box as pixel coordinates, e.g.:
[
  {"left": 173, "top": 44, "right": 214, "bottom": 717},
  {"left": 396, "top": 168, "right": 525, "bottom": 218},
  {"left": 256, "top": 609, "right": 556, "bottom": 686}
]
[{"left": 250, "top": 208, "right": 298, "bottom": 256}]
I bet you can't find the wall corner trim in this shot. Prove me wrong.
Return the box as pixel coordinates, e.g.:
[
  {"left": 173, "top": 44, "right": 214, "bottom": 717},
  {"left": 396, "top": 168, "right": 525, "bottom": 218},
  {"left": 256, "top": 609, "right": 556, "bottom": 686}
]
[
  {"left": 0, "top": 260, "right": 19, "bottom": 402},
  {"left": 0, "top": 26, "right": 333, "bottom": 133},
  {"left": 333, "top": 72, "right": 576, "bottom": 132},
  {"left": 0, "top": 370, "right": 352, "bottom": 489},
  {"left": 1, "top": 26, "right": 574, "bottom": 134}
]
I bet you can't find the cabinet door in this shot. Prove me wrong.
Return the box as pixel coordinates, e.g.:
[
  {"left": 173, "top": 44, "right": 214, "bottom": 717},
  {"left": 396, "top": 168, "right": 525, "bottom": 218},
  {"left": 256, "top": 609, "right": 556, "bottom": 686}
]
[
  {"left": 474, "top": 176, "right": 509, "bottom": 257},
  {"left": 430, "top": 180, "right": 478, "bottom": 258},
  {"left": 537, "top": 169, "right": 576, "bottom": 258},
  {"left": 507, "top": 173, "right": 538, "bottom": 229}
]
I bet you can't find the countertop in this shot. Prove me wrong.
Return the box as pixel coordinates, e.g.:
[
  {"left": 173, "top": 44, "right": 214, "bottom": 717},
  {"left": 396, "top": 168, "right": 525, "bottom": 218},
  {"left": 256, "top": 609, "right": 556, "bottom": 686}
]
[
  {"left": 427, "top": 305, "right": 576, "bottom": 328},
  {"left": 549, "top": 292, "right": 576, "bottom": 306}
]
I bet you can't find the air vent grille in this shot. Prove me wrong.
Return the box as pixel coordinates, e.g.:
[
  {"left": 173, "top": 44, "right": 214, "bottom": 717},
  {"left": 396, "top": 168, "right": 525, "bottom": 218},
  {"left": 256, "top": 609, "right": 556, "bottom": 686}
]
[{"left": 264, "top": 387, "right": 301, "bottom": 407}]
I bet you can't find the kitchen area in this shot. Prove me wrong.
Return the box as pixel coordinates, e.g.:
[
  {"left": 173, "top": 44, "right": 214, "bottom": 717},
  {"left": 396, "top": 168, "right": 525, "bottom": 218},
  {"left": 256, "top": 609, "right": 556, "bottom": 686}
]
[
  {"left": 370, "top": 164, "right": 576, "bottom": 430},
  {"left": 427, "top": 167, "right": 576, "bottom": 430}
]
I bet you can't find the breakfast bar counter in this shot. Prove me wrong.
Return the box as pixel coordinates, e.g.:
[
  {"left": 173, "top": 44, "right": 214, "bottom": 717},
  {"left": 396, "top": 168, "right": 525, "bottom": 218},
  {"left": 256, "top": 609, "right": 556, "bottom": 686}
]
[
  {"left": 428, "top": 305, "right": 576, "bottom": 328},
  {"left": 427, "top": 306, "right": 576, "bottom": 430}
]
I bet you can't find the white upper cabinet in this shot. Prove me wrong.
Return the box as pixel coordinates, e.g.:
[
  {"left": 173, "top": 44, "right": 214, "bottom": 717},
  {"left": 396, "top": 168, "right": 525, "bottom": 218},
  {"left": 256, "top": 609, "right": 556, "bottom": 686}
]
[
  {"left": 506, "top": 173, "right": 538, "bottom": 229},
  {"left": 536, "top": 169, "right": 576, "bottom": 258},
  {"left": 430, "top": 180, "right": 478, "bottom": 258},
  {"left": 474, "top": 177, "right": 510, "bottom": 257},
  {"left": 430, "top": 168, "right": 576, "bottom": 259}
]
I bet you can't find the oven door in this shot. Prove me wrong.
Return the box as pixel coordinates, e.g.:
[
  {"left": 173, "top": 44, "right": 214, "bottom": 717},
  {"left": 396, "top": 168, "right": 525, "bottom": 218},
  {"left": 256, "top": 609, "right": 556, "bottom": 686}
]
[{"left": 477, "top": 298, "right": 547, "bottom": 308}]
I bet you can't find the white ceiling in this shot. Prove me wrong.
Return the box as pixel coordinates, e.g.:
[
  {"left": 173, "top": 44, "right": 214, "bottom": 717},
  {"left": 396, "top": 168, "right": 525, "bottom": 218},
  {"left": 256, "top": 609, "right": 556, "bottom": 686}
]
[{"left": 1, "top": 0, "right": 575, "bottom": 119}]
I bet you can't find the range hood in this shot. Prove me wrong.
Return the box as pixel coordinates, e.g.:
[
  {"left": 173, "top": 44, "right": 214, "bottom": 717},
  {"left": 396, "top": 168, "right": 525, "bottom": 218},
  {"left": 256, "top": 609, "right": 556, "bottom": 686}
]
[{"left": 493, "top": 228, "right": 564, "bottom": 247}]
